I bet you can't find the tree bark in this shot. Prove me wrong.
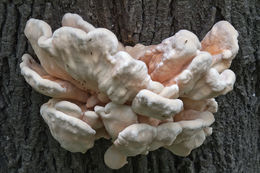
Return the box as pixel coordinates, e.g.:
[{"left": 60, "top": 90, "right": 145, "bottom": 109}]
[{"left": 0, "top": 0, "right": 259, "bottom": 173}]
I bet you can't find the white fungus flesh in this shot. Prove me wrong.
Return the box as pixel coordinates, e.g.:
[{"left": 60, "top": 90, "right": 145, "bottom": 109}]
[{"left": 20, "top": 13, "right": 239, "bottom": 169}]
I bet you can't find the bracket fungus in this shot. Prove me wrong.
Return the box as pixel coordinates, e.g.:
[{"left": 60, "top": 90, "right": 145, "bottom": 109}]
[{"left": 20, "top": 13, "right": 239, "bottom": 169}]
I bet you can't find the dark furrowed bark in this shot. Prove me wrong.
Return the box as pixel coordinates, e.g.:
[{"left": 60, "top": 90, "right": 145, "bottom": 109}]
[{"left": 0, "top": 0, "right": 259, "bottom": 173}]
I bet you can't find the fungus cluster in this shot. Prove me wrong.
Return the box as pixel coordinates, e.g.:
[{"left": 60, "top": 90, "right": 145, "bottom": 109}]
[{"left": 20, "top": 13, "right": 239, "bottom": 169}]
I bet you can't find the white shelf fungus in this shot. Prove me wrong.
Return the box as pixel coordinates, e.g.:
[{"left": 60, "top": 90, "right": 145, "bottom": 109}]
[{"left": 20, "top": 13, "right": 239, "bottom": 169}]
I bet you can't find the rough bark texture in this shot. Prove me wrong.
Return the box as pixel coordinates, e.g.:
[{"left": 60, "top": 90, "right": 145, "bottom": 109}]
[{"left": 0, "top": 0, "right": 259, "bottom": 173}]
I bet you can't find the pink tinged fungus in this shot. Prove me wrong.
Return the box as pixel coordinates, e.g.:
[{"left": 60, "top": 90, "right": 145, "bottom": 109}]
[
  {"left": 173, "top": 51, "right": 213, "bottom": 94},
  {"left": 201, "top": 21, "right": 239, "bottom": 72},
  {"left": 138, "top": 30, "right": 201, "bottom": 84},
  {"left": 20, "top": 13, "right": 239, "bottom": 169}
]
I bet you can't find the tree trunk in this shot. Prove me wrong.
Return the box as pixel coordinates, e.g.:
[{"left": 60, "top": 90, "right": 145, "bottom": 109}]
[{"left": 0, "top": 0, "right": 259, "bottom": 172}]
